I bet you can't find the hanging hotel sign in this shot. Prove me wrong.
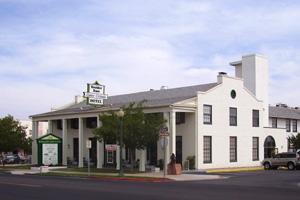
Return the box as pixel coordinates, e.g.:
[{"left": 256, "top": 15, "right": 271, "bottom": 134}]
[{"left": 83, "top": 81, "right": 108, "bottom": 106}]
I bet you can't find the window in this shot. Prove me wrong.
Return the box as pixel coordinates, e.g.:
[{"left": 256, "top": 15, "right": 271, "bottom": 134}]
[
  {"left": 272, "top": 118, "right": 277, "bottom": 128},
  {"left": 229, "top": 107, "right": 237, "bottom": 126},
  {"left": 71, "top": 118, "right": 79, "bottom": 129},
  {"left": 252, "top": 110, "right": 259, "bottom": 127},
  {"left": 57, "top": 120, "right": 63, "bottom": 130},
  {"left": 203, "top": 136, "right": 212, "bottom": 163},
  {"left": 231, "top": 90, "right": 236, "bottom": 99},
  {"left": 286, "top": 119, "right": 291, "bottom": 132},
  {"left": 230, "top": 137, "right": 237, "bottom": 162},
  {"left": 203, "top": 105, "right": 212, "bottom": 124},
  {"left": 86, "top": 117, "right": 97, "bottom": 129},
  {"left": 292, "top": 119, "right": 297, "bottom": 132},
  {"left": 176, "top": 112, "right": 185, "bottom": 125},
  {"left": 252, "top": 137, "right": 259, "bottom": 161}
]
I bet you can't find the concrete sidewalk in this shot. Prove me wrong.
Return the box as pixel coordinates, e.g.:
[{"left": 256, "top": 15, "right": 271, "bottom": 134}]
[{"left": 2, "top": 166, "right": 264, "bottom": 181}]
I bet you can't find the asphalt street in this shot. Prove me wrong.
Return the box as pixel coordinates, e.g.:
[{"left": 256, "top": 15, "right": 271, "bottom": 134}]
[{"left": 0, "top": 170, "right": 299, "bottom": 200}]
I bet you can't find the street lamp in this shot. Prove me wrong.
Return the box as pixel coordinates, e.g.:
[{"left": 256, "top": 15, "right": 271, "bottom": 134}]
[{"left": 118, "top": 109, "right": 125, "bottom": 177}]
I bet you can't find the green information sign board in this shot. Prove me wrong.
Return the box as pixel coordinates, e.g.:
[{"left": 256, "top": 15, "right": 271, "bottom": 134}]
[{"left": 36, "top": 133, "right": 62, "bottom": 166}]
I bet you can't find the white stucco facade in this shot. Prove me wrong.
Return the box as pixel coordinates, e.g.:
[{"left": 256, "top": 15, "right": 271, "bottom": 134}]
[{"left": 30, "top": 54, "right": 290, "bottom": 170}]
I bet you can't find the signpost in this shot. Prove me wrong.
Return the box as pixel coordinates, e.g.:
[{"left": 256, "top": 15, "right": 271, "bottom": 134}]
[
  {"left": 159, "top": 127, "right": 169, "bottom": 178},
  {"left": 86, "top": 140, "right": 92, "bottom": 176},
  {"left": 83, "top": 81, "right": 108, "bottom": 106}
]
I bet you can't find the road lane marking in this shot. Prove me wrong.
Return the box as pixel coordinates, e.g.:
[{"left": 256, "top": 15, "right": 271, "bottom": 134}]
[{"left": 0, "top": 181, "right": 42, "bottom": 188}]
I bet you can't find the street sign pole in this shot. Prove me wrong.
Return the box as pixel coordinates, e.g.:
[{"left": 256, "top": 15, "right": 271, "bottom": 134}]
[
  {"left": 159, "top": 127, "right": 169, "bottom": 179},
  {"left": 86, "top": 140, "right": 92, "bottom": 176},
  {"left": 163, "top": 137, "right": 166, "bottom": 178},
  {"left": 88, "top": 150, "right": 90, "bottom": 176}
]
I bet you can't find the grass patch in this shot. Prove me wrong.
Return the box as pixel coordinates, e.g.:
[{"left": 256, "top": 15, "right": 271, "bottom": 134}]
[
  {"left": 53, "top": 168, "right": 147, "bottom": 174},
  {"left": 41, "top": 172, "right": 169, "bottom": 180},
  {"left": 0, "top": 165, "right": 31, "bottom": 170}
]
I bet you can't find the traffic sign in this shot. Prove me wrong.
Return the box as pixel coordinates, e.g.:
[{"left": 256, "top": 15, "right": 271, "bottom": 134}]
[
  {"left": 159, "top": 132, "right": 170, "bottom": 137},
  {"left": 159, "top": 127, "right": 169, "bottom": 137}
]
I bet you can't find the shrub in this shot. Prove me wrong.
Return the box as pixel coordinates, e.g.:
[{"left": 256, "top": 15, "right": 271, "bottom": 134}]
[{"left": 186, "top": 156, "right": 195, "bottom": 170}]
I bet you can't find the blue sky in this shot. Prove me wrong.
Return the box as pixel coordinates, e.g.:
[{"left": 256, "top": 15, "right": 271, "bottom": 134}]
[{"left": 1, "top": 0, "right": 300, "bottom": 119}]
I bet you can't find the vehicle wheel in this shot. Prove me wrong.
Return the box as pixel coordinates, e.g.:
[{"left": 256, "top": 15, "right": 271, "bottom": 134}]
[
  {"left": 287, "top": 162, "right": 295, "bottom": 170},
  {"left": 264, "top": 162, "right": 271, "bottom": 170}
]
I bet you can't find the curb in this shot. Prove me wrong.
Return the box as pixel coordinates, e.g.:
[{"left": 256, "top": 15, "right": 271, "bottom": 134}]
[
  {"left": 182, "top": 168, "right": 264, "bottom": 174},
  {"left": 88, "top": 176, "right": 174, "bottom": 182},
  {"left": 7, "top": 172, "right": 175, "bottom": 182}
]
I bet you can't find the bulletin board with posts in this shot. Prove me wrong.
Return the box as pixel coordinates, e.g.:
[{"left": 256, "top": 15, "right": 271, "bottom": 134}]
[{"left": 36, "top": 133, "right": 62, "bottom": 166}]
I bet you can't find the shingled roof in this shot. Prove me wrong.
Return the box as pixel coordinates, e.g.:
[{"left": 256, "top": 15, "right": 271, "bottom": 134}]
[
  {"left": 31, "top": 82, "right": 218, "bottom": 118},
  {"left": 269, "top": 106, "right": 300, "bottom": 119}
]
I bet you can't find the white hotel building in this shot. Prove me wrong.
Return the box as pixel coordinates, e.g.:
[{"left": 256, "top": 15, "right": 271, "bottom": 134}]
[{"left": 30, "top": 54, "right": 299, "bottom": 170}]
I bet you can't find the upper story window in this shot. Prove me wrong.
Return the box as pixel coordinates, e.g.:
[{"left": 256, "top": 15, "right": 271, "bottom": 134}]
[
  {"left": 252, "top": 110, "right": 259, "bottom": 127},
  {"left": 86, "top": 117, "right": 97, "bottom": 129},
  {"left": 272, "top": 118, "right": 277, "bottom": 128},
  {"left": 286, "top": 119, "right": 291, "bottom": 132},
  {"left": 203, "top": 105, "right": 212, "bottom": 124},
  {"left": 230, "top": 90, "right": 236, "bottom": 99},
  {"left": 71, "top": 118, "right": 79, "bottom": 129},
  {"left": 292, "top": 119, "right": 297, "bottom": 132},
  {"left": 176, "top": 112, "right": 185, "bottom": 125},
  {"left": 229, "top": 107, "right": 237, "bottom": 126}
]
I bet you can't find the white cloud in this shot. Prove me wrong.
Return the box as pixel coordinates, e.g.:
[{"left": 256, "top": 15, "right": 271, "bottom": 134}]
[{"left": 1, "top": 0, "right": 300, "bottom": 119}]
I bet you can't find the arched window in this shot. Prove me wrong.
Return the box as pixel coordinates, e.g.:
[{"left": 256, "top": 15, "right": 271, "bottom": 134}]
[
  {"left": 264, "top": 136, "right": 276, "bottom": 148},
  {"left": 264, "top": 136, "right": 277, "bottom": 158}
]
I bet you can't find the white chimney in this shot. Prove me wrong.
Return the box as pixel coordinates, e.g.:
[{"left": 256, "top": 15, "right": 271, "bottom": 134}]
[
  {"left": 75, "top": 95, "right": 85, "bottom": 103},
  {"left": 230, "top": 54, "right": 269, "bottom": 127}
]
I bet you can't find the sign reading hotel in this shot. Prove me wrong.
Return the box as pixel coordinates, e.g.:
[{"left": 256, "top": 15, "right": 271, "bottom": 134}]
[{"left": 83, "top": 81, "right": 108, "bottom": 106}]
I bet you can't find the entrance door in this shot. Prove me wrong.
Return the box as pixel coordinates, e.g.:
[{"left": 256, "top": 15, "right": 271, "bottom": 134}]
[
  {"left": 89, "top": 138, "right": 97, "bottom": 163},
  {"left": 107, "top": 150, "right": 114, "bottom": 164},
  {"left": 73, "top": 138, "right": 79, "bottom": 162},
  {"left": 264, "top": 136, "right": 277, "bottom": 158},
  {"left": 147, "top": 143, "right": 157, "bottom": 166},
  {"left": 176, "top": 136, "right": 182, "bottom": 165}
]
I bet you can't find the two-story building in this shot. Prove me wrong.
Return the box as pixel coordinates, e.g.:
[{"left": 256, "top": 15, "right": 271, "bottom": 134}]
[{"left": 30, "top": 54, "right": 289, "bottom": 170}]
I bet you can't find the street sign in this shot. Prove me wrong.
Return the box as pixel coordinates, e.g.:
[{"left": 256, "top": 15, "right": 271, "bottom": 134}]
[
  {"left": 159, "top": 132, "right": 170, "bottom": 137},
  {"left": 159, "top": 127, "right": 169, "bottom": 137},
  {"left": 160, "top": 127, "right": 168, "bottom": 132},
  {"left": 86, "top": 140, "right": 92, "bottom": 149}
]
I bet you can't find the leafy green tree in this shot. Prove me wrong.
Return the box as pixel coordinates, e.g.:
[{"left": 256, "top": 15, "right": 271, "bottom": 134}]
[
  {"left": 93, "top": 100, "right": 165, "bottom": 172},
  {"left": 0, "top": 115, "right": 30, "bottom": 166},
  {"left": 289, "top": 133, "right": 300, "bottom": 151}
]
